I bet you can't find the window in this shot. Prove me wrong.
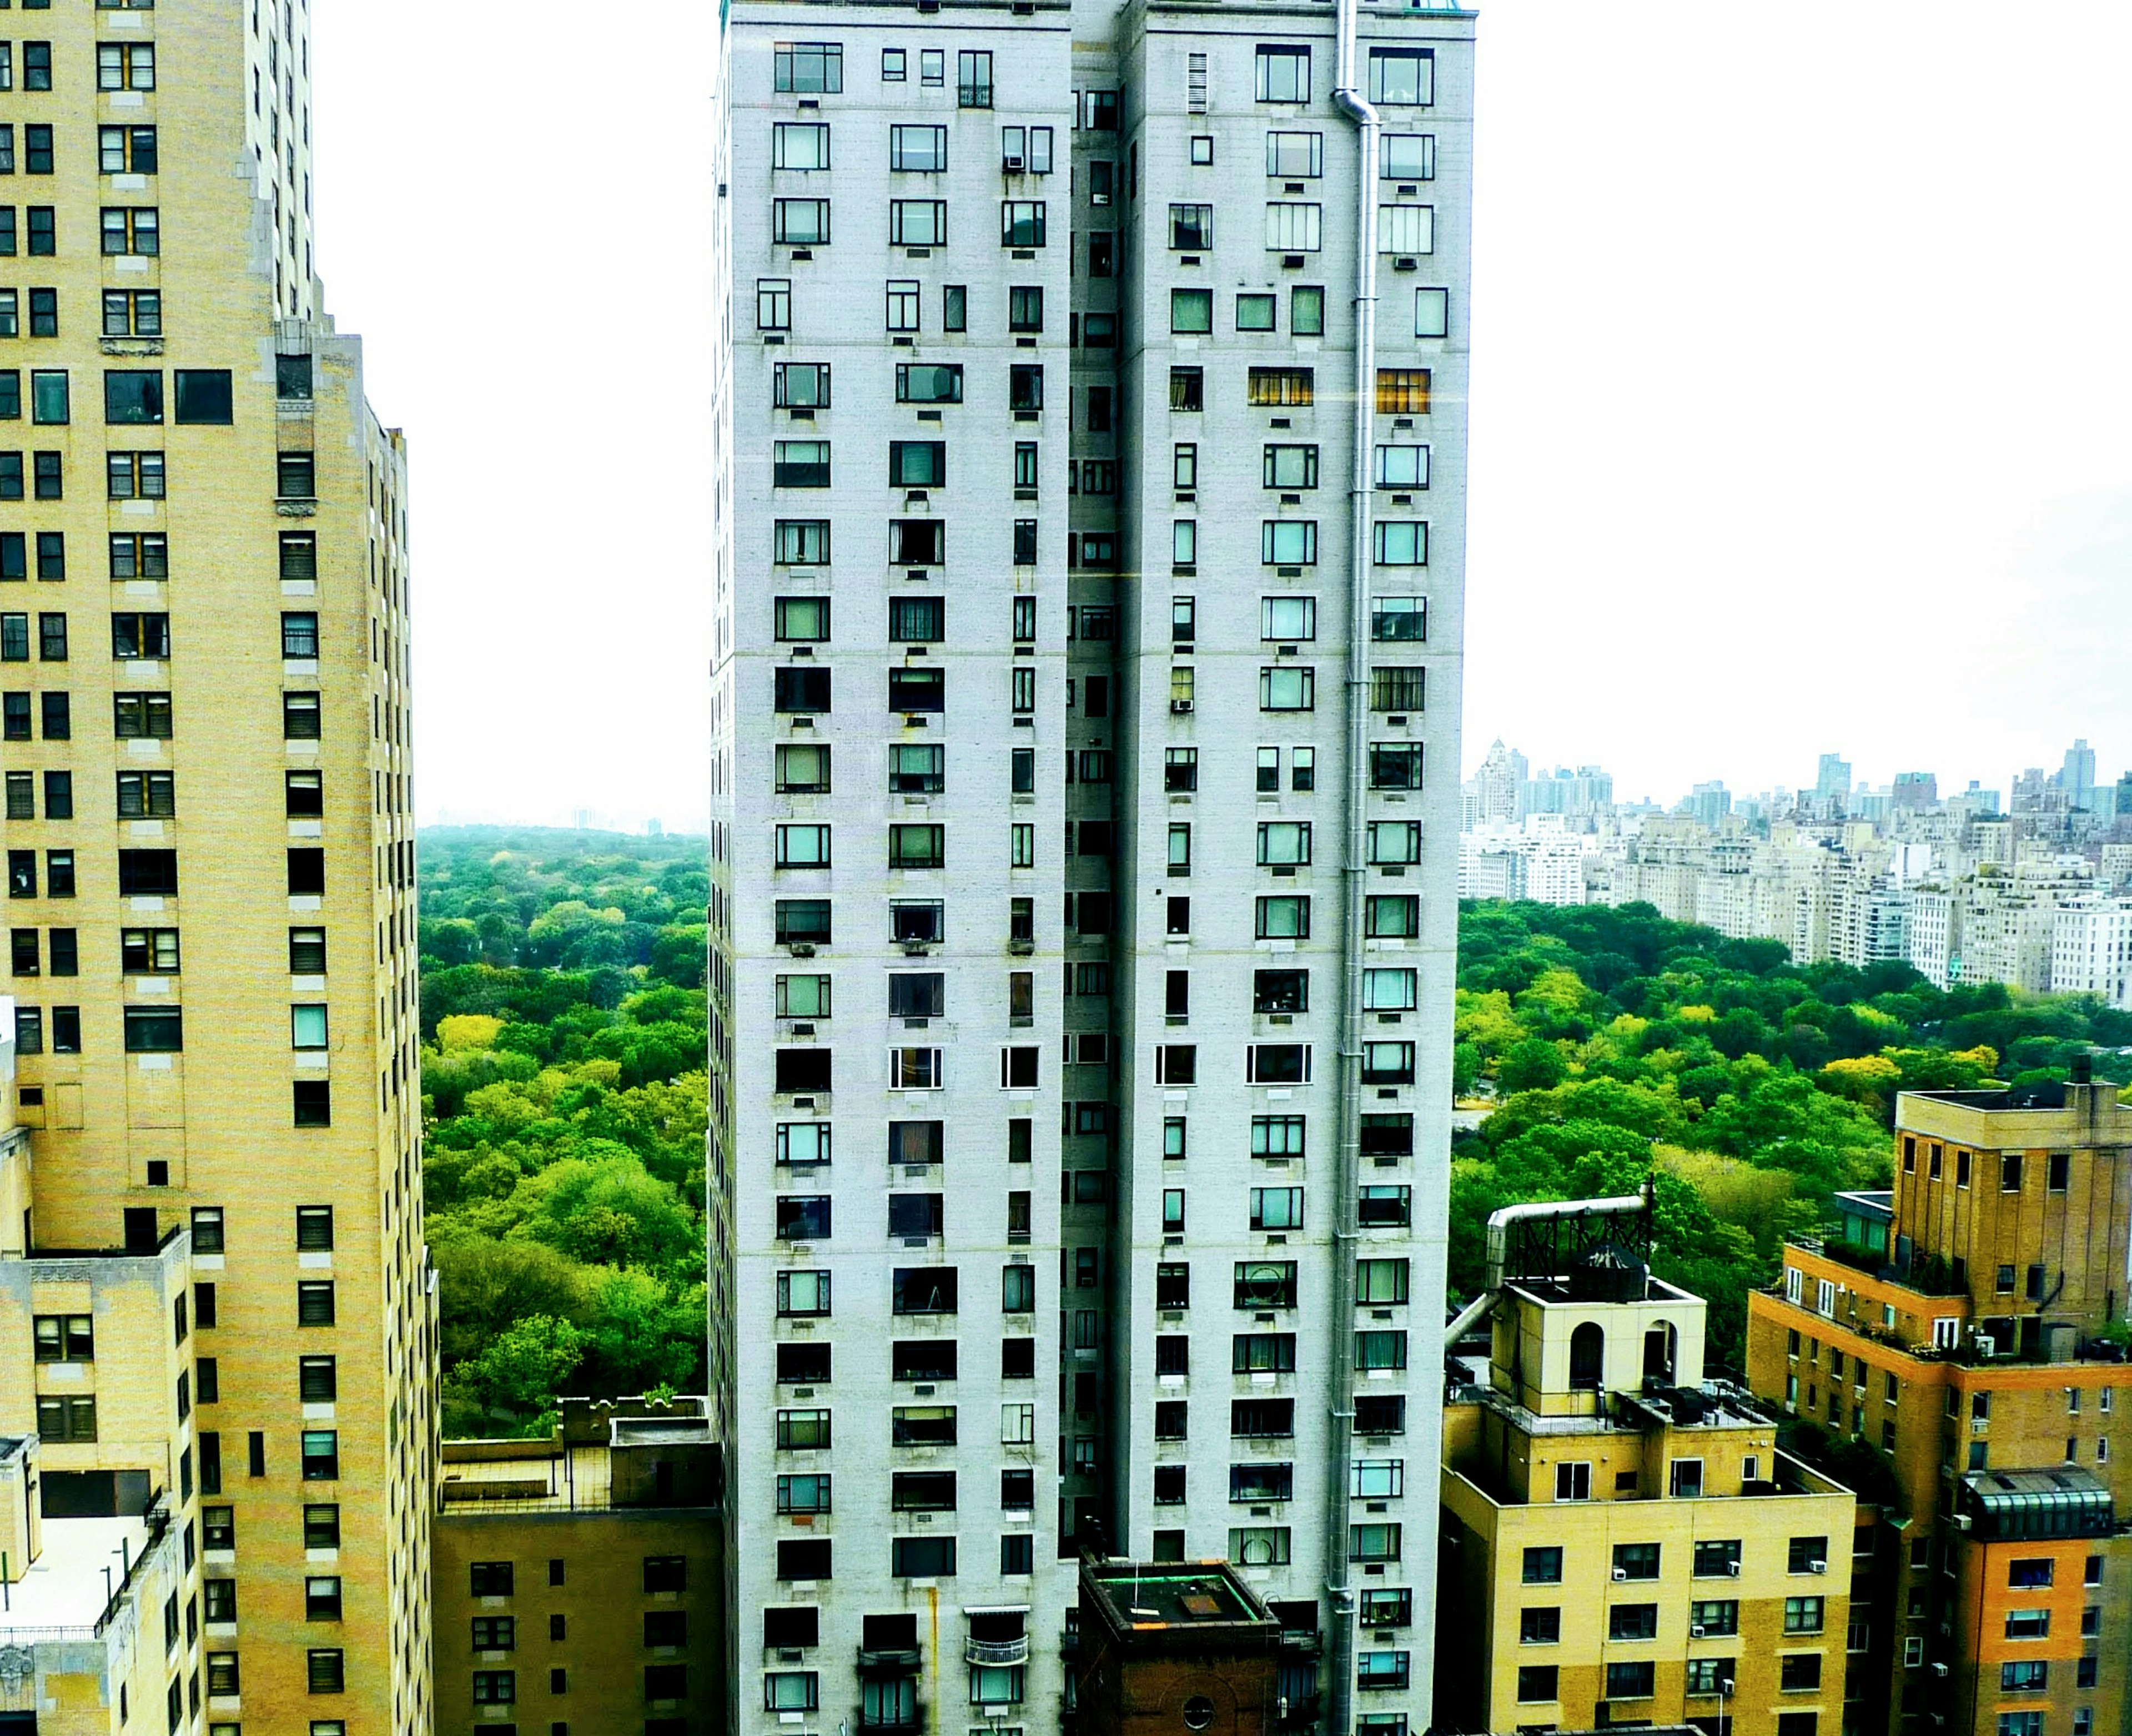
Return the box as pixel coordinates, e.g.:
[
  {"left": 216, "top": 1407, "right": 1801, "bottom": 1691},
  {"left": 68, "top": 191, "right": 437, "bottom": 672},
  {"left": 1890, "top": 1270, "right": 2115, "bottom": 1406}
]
[
  {"left": 1261, "top": 522, "right": 1318, "bottom": 567},
  {"left": 1784, "top": 1596, "right": 1826, "bottom": 1634},
  {"left": 2004, "top": 1608, "right": 2049, "bottom": 1639},
  {"left": 891, "top": 1536, "right": 956, "bottom": 1578},
  {"left": 1354, "top": 1331, "right": 1406, "bottom": 1372},
  {"left": 1265, "top": 203, "right": 1322, "bottom": 251},
  {"left": 1369, "top": 666, "right": 1426, "bottom": 712},
  {"left": 1606, "top": 1661, "right": 1656, "bottom": 1701},
  {"left": 1167, "top": 287, "right": 1214, "bottom": 335},
  {"left": 773, "top": 121, "right": 831, "bottom": 170},
  {"left": 98, "top": 41, "right": 157, "bottom": 90},
  {"left": 1381, "top": 132, "right": 1436, "bottom": 182},
  {"left": 1369, "top": 47, "right": 1434, "bottom": 104},
  {"left": 1356, "top": 1258, "right": 1409, "bottom": 1305},
  {"left": 770, "top": 440, "right": 830, "bottom": 489},
  {"left": 886, "top": 742, "right": 942, "bottom": 792},
  {"left": 1415, "top": 288, "right": 1450, "bottom": 338},
  {"left": 776, "top": 1270, "right": 831, "bottom": 1316},
  {"left": 888, "top": 199, "right": 947, "bottom": 248},
  {"left": 1610, "top": 1603, "right": 1658, "bottom": 1641},
  {"left": 957, "top": 50, "right": 992, "bottom": 107},
  {"left": 757, "top": 278, "right": 792, "bottom": 331},
  {"left": 774, "top": 42, "right": 843, "bottom": 93},
  {"left": 1248, "top": 367, "right": 1314, "bottom": 407},
  {"left": 1780, "top": 1655, "right": 1822, "bottom": 1693},
  {"left": 1257, "top": 821, "right": 1311, "bottom": 866},
  {"left": 300, "top": 1430, "right": 338, "bottom": 1480},
  {"left": 1374, "top": 521, "right": 1427, "bottom": 566},
  {"left": 773, "top": 520, "right": 829, "bottom": 565},
  {"left": 773, "top": 198, "right": 830, "bottom": 245},
  {"left": 1256, "top": 46, "right": 1310, "bottom": 102},
  {"left": 1375, "top": 369, "right": 1431, "bottom": 414},
  {"left": 1001, "top": 202, "right": 1046, "bottom": 247},
  {"left": 1517, "top": 1666, "right": 1558, "bottom": 1703}
]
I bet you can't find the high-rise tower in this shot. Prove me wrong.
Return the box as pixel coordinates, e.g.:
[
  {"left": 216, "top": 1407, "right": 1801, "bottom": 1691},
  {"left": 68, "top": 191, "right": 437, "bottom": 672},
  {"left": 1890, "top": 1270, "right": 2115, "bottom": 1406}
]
[
  {"left": 707, "top": 3, "right": 1472, "bottom": 1732},
  {"left": 0, "top": 1, "right": 430, "bottom": 1729}
]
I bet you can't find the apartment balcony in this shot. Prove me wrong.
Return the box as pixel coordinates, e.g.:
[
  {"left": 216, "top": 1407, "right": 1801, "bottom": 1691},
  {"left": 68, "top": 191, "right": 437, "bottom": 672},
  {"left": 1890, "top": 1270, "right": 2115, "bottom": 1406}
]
[
  {"left": 856, "top": 1648, "right": 923, "bottom": 1677},
  {"left": 967, "top": 1637, "right": 1030, "bottom": 1667}
]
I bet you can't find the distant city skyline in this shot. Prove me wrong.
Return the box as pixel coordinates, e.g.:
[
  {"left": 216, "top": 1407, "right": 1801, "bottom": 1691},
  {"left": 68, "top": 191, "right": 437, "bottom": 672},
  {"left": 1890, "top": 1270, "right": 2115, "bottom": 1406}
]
[{"left": 1468, "top": 736, "right": 2126, "bottom": 815}]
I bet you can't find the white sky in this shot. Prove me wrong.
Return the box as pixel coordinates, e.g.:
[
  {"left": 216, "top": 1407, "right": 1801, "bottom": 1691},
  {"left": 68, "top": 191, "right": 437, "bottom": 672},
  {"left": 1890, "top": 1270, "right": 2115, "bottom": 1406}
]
[{"left": 314, "top": 2, "right": 2132, "bottom": 828}]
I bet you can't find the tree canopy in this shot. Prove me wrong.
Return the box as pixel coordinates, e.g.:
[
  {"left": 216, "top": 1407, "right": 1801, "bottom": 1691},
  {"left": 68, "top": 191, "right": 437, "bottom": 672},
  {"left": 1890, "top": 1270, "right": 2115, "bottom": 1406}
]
[
  {"left": 418, "top": 829, "right": 709, "bottom": 1436},
  {"left": 1451, "top": 900, "right": 2132, "bottom": 1367}
]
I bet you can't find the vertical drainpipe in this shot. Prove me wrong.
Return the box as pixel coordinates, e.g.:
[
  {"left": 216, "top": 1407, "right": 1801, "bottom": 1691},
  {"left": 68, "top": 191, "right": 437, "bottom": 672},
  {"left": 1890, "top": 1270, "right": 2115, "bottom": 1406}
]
[{"left": 1325, "top": 3, "right": 1379, "bottom": 1734}]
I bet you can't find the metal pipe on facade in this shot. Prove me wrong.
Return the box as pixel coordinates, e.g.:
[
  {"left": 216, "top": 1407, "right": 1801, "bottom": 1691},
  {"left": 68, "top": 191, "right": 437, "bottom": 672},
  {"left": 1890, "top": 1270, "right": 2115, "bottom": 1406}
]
[
  {"left": 1441, "top": 1190, "right": 1656, "bottom": 1351},
  {"left": 1322, "top": 2, "right": 1381, "bottom": 1729}
]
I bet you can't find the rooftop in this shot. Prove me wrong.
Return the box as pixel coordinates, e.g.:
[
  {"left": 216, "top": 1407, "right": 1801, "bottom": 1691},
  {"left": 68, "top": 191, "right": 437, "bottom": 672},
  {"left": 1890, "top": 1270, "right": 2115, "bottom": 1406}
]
[
  {"left": 1957, "top": 1467, "right": 2116, "bottom": 1541},
  {"left": 0, "top": 1514, "right": 149, "bottom": 1641},
  {"left": 439, "top": 1442, "right": 616, "bottom": 1511},
  {"left": 1081, "top": 1561, "right": 1277, "bottom": 1643},
  {"left": 1621, "top": 1382, "right": 1774, "bottom": 1432}
]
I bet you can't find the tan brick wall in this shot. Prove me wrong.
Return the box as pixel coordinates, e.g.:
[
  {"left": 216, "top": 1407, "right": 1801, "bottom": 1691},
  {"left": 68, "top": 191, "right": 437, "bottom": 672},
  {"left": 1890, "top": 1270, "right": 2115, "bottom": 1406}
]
[{"left": 1, "top": 0, "right": 430, "bottom": 1727}]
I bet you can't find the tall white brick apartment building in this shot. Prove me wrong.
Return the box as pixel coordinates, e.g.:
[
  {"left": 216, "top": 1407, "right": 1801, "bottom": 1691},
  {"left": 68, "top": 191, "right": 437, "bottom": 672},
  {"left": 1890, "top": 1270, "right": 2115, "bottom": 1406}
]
[{"left": 706, "top": 3, "right": 1472, "bottom": 1733}]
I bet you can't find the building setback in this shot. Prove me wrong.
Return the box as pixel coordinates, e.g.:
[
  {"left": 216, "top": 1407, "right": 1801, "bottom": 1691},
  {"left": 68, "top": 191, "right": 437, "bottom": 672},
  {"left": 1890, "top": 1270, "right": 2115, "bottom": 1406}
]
[
  {"left": 0, "top": 0, "right": 430, "bottom": 1726},
  {"left": 706, "top": 2, "right": 1473, "bottom": 1733}
]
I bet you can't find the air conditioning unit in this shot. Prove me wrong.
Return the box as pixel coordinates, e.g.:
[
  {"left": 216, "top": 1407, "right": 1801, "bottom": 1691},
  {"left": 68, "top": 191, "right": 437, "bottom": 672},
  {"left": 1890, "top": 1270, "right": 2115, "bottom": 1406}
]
[
  {"left": 1931, "top": 1663, "right": 1949, "bottom": 1679},
  {"left": 1612, "top": 1567, "right": 1628, "bottom": 1582},
  {"left": 1170, "top": 700, "right": 1194, "bottom": 714},
  {"left": 1690, "top": 1625, "right": 1707, "bottom": 1640},
  {"left": 1004, "top": 155, "right": 1025, "bottom": 172},
  {"left": 1726, "top": 1562, "right": 1741, "bottom": 1578},
  {"left": 789, "top": 944, "right": 816, "bottom": 958},
  {"left": 1811, "top": 1561, "right": 1828, "bottom": 1575}
]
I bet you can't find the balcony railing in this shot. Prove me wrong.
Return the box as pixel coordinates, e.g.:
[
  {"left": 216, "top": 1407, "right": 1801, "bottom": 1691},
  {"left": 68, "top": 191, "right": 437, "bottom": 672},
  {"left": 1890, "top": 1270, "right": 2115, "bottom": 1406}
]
[
  {"left": 857, "top": 1648, "right": 922, "bottom": 1675},
  {"left": 967, "top": 1637, "right": 1030, "bottom": 1667}
]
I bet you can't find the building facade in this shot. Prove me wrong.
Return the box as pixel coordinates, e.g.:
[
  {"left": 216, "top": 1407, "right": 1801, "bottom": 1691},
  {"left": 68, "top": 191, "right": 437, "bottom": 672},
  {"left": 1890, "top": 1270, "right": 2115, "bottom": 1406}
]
[
  {"left": 432, "top": 1398, "right": 725, "bottom": 1736},
  {"left": 706, "top": 3, "right": 1474, "bottom": 1733},
  {"left": 1436, "top": 1207, "right": 1857, "bottom": 1736},
  {"left": 1746, "top": 1077, "right": 2132, "bottom": 1736},
  {"left": 0, "top": 1, "right": 430, "bottom": 1728}
]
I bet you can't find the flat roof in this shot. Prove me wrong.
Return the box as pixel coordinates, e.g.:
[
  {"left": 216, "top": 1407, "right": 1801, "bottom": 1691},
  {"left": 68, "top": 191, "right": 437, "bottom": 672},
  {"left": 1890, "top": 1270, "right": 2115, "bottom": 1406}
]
[
  {"left": 0, "top": 1514, "right": 147, "bottom": 1637},
  {"left": 1088, "top": 1567, "right": 1260, "bottom": 1628}
]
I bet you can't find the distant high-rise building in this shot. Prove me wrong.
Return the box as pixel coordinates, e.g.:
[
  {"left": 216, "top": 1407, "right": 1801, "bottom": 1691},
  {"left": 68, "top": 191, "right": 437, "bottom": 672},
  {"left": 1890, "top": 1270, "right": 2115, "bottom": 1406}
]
[
  {"left": 1813, "top": 752, "right": 1852, "bottom": 803},
  {"left": 1686, "top": 779, "right": 1731, "bottom": 829},
  {"left": 2059, "top": 737, "right": 2098, "bottom": 809},
  {"left": 1469, "top": 738, "right": 1523, "bottom": 825},
  {"left": 1516, "top": 763, "right": 1613, "bottom": 822},
  {"left": 1891, "top": 770, "right": 1938, "bottom": 811}
]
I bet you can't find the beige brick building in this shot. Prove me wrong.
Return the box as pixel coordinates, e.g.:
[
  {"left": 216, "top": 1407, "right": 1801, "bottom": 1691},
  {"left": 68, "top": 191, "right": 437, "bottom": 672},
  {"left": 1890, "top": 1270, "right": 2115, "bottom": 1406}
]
[
  {"left": 0, "top": 0, "right": 430, "bottom": 1729},
  {"left": 431, "top": 1397, "right": 726, "bottom": 1736}
]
